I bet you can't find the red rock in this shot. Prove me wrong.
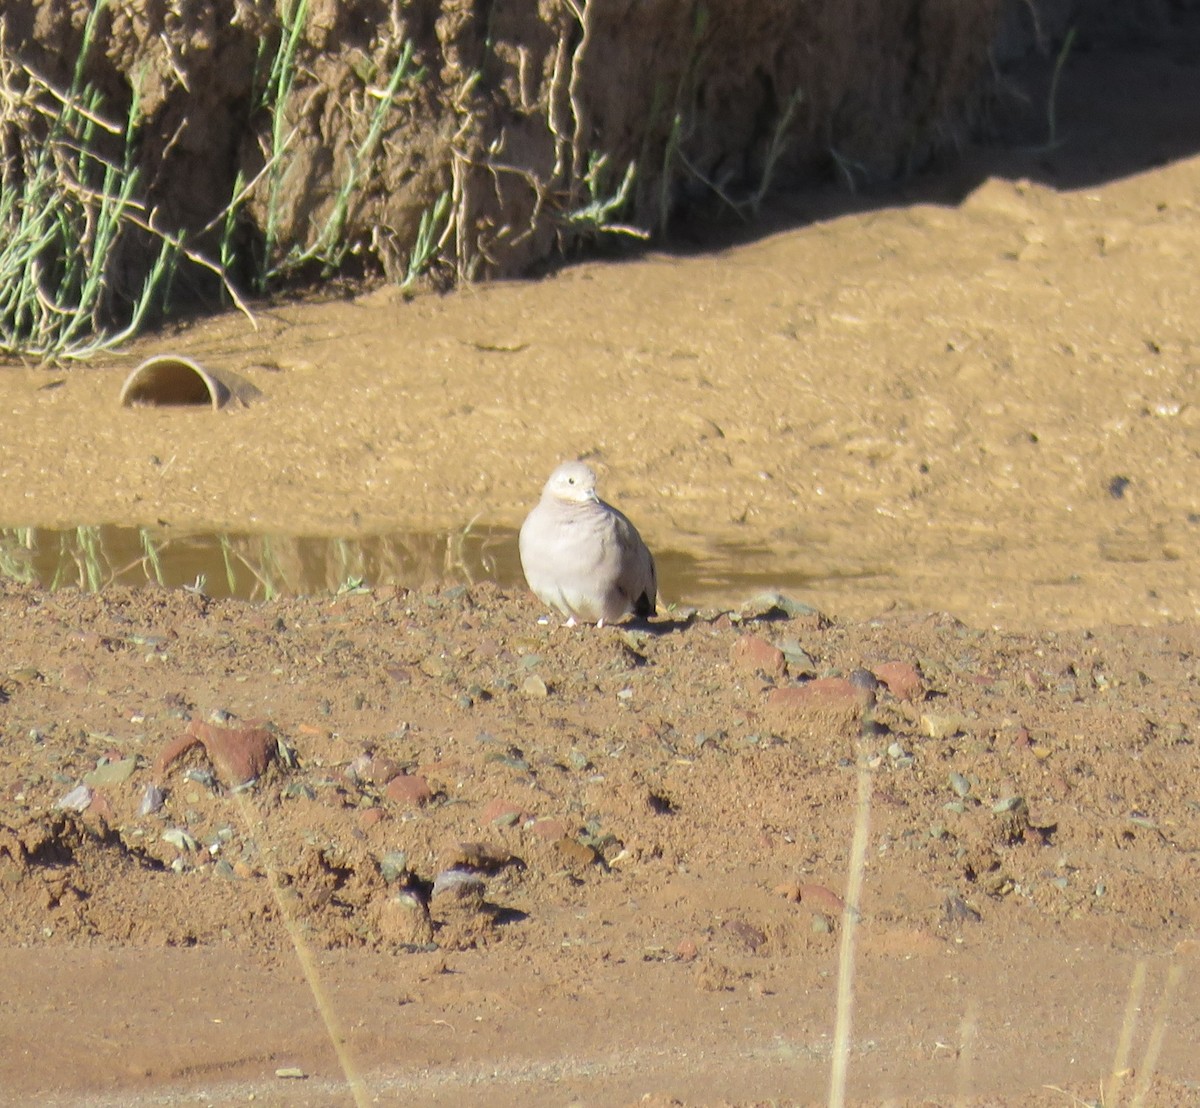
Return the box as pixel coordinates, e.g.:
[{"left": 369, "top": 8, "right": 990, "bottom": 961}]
[
  {"left": 479, "top": 798, "right": 527, "bottom": 826},
  {"left": 155, "top": 720, "right": 277, "bottom": 788},
  {"left": 154, "top": 731, "right": 202, "bottom": 780},
  {"left": 84, "top": 790, "right": 115, "bottom": 827},
  {"left": 385, "top": 774, "right": 433, "bottom": 807},
  {"left": 675, "top": 938, "right": 699, "bottom": 961},
  {"left": 767, "top": 678, "right": 867, "bottom": 735},
  {"left": 730, "top": 636, "right": 786, "bottom": 678},
  {"left": 797, "top": 883, "right": 846, "bottom": 916},
  {"left": 722, "top": 918, "right": 767, "bottom": 951},
  {"left": 528, "top": 817, "right": 569, "bottom": 842},
  {"left": 197, "top": 721, "right": 277, "bottom": 787},
  {"left": 61, "top": 663, "right": 94, "bottom": 690},
  {"left": 872, "top": 661, "right": 925, "bottom": 701},
  {"left": 362, "top": 756, "right": 403, "bottom": 786},
  {"left": 358, "top": 807, "right": 386, "bottom": 829}
]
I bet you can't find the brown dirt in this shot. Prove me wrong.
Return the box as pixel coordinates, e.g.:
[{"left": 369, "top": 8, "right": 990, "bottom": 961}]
[{"left": 2, "top": 22, "right": 1200, "bottom": 1108}]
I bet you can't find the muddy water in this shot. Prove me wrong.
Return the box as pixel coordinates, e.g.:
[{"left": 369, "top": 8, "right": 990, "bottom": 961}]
[
  {"left": 0, "top": 524, "right": 855, "bottom": 609},
  {"left": 2, "top": 40, "right": 1199, "bottom": 629}
]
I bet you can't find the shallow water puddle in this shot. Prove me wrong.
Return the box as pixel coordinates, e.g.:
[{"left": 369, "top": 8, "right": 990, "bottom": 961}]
[{"left": 0, "top": 524, "right": 875, "bottom": 607}]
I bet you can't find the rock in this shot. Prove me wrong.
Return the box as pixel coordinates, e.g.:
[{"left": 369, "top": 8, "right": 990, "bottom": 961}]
[
  {"left": 521, "top": 674, "right": 549, "bottom": 698},
  {"left": 83, "top": 756, "right": 137, "bottom": 787},
  {"left": 553, "top": 837, "right": 598, "bottom": 869},
  {"left": 139, "top": 784, "right": 165, "bottom": 815},
  {"left": 796, "top": 883, "right": 849, "bottom": 918},
  {"left": 730, "top": 635, "right": 786, "bottom": 678},
  {"left": 479, "top": 798, "right": 527, "bottom": 826},
  {"left": 872, "top": 661, "right": 925, "bottom": 701},
  {"left": 162, "top": 827, "right": 198, "bottom": 852},
  {"left": 358, "top": 754, "right": 403, "bottom": 787},
  {"left": 721, "top": 918, "right": 767, "bottom": 952},
  {"left": 942, "top": 895, "right": 982, "bottom": 924},
  {"left": 778, "top": 639, "right": 818, "bottom": 676},
  {"left": 921, "top": 711, "right": 966, "bottom": 739},
  {"left": 767, "top": 678, "right": 869, "bottom": 736},
  {"left": 379, "top": 851, "right": 408, "bottom": 882},
  {"left": 385, "top": 774, "right": 433, "bottom": 807},
  {"left": 738, "top": 592, "right": 823, "bottom": 622},
  {"left": 55, "top": 784, "right": 92, "bottom": 812},
  {"left": 528, "top": 817, "right": 569, "bottom": 841},
  {"left": 432, "top": 868, "right": 486, "bottom": 904},
  {"left": 154, "top": 719, "right": 277, "bottom": 788},
  {"left": 61, "top": 663, "right": 94, "bottom": 691}
]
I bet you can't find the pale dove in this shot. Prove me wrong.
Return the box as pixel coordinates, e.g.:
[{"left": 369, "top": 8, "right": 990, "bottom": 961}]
[{"left": 519, "top": 461, "right": 658, "bottom": 624}]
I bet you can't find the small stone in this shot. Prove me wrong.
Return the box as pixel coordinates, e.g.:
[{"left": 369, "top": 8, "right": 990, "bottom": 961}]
[
  {"left": 872, "top": 661, "right": 925, "bottom": 701},
  {"left": 139, "top": 784, "right": 165, "bottom": 816},
  {"left": 567, "top": 749, "right": 591, "bottom": 771},
  {"left": 379, "top": 851, "right": 408, "bottom": 882},
  {"left": 521, "top": 674, "right": 548, "bottom": 699},
  {"left": 797, "top": 883, "right": 849, "bottom": 918},
  {"left": 275, "top": 1068, "right": 307, "bottom": 1080},
  {"left": 358, "top": 807, "right": 386, "bottom": 830},
  {"left": 529, "top": 817, "right": 569, "bottom": 841},
  {"left": 675, "top": 938, "right": 699, "bottom": 961},
  {"left": 553, "top": 837, "right": 597, "bottom": 869},
  {"left": 721, "top": 919, "right": 767, "bottom": 952},
  {"left": 55, "top": 784, "right": 93, "bottom": 812},
  {"left": 921, "top": 712, "right": 965, "bottom": 740},
  {"left": 83, "top": 756, "right": 138, "bottom": 788},
  {"left": 431, "top": 868, "right": 485, "bottom": 902},
  {"left": 739, "top": 592, "right": 822, "bottom": 621},
  {"left": 385, "top": 774, "right": 433, "bottom": 807},
  {"left": 729, "top": 636, "right": 786, "bottom": 679},
  {"left": 949, "top": 772, "right": 972, "bottom": 798},
  {"left": 479, "top": 798, "right": 527, "bottom": 826},
  {"left": 61, "top": 663, "right": 94, "bottom": 691},
  {"left": 811, "top": 913, "right": 833, "bottom": 934},
  {"left": 420, "top": 654, "right": 451, "bottom": 678},
  {"left": 358, "top": 755, "right": 402, "bottom": 786},
  {"left": 886, "top": 742, "right": 908, "bottom": 760},
  {"left": 778, "top": 639, "right": 818, "bottom": 676},
  {"left": 992, "top": 795, "right": 1026, "bottom": 814},
  {"left": 162, "top": 827, "right": 198, "bottom": 852},
  {"left": 942, "top": 895, "right": 982, "bottom": 924}
]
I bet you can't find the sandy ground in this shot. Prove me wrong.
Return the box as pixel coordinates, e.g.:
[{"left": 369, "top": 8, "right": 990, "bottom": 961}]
[{"left": 1, "top": 28, "right": 1199, "bottom": 1108}]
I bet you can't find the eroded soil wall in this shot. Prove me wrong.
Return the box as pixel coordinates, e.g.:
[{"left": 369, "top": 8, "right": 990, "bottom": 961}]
[{"left": 3, "top": 0, "right": 1003, "bottom": 289}]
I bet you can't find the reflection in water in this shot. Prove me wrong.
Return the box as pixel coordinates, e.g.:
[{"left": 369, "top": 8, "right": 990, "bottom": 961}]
[{"left": 0, "top": 525, "right": 871, "bottom": 608}]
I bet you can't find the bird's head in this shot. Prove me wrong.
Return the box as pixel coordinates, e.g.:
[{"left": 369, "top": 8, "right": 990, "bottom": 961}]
[{"left": 544, "top": 460, "right": 600, "bottom": 504}]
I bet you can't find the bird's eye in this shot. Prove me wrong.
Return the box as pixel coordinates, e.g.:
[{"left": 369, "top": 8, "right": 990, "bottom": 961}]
[{"left": 567, "top": 477, "right": 575, "bottom": 484}]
